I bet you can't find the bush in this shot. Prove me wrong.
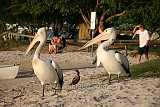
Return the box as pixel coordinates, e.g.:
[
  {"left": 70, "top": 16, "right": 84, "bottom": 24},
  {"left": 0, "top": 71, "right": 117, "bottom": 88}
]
[{"left": 0, "top": 40, "right": 30, "bottom": 51}]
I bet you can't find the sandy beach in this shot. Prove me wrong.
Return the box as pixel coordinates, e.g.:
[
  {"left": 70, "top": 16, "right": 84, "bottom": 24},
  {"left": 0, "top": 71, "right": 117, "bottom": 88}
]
[{"left": 0, "top": 50, "right": 160, "bottom": 107}]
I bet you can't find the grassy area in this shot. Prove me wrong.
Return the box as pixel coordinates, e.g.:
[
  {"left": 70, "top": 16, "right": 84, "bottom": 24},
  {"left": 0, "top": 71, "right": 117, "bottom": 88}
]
[
  {"left": 130, "top": 58, "right": 160, "bottom": 78},
  {"left": 98, "top": 58, "right": 160, "bottom": 81},
  {"left": 149, "top": 45, "right": 160, "bottom": 56},
  {"left": 0, "top": 40, "right": 30, "bottom": 51}
]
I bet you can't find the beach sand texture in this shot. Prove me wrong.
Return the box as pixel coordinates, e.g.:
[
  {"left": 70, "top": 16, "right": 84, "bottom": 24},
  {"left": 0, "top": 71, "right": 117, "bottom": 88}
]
[{"left": 0, "top": 51, "right": 159, "bottom": 107}]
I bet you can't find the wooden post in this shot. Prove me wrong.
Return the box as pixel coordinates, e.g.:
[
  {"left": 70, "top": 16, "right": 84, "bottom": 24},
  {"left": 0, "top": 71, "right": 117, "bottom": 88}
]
[
  {"left": 90, "top": 12, "right": 96, "bottom": 56},
  {"left": 91, "top": 30, "right": 94, "bottom": 56},
  {"left": 125, "top": 45, "right": 128, "bottom": 56}
]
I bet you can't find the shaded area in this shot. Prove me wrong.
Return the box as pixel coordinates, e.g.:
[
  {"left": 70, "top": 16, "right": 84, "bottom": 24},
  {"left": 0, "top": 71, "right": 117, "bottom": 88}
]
[
  {"left": 16, "top": 71, "right": 34, "bottom": 78},
  {"left": 62, "top": 66, "right": 96, "bottom": 71},
  {"left": 58, "top": 62, "right": 96, "bottom": 71}
]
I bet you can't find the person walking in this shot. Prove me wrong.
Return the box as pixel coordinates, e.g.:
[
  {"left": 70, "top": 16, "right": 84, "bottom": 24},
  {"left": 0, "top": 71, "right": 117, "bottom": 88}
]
[{"left": 133, "top": 24, "right": 150, "bottom": 63}]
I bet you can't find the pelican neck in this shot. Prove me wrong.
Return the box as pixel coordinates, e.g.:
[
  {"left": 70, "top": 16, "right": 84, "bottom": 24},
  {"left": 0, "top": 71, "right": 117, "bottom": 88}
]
[{"left": 34, "top": 42, "right": 45, "bottom": 58}]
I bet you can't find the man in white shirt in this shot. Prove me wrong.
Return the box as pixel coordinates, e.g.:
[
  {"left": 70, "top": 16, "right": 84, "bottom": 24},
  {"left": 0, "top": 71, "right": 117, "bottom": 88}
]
[{"left": 133, "top": 25, "right": 150, "bottom": 63}]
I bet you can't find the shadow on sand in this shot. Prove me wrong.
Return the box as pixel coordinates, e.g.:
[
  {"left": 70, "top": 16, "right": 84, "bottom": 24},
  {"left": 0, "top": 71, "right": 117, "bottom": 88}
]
[
  {"left": 16, "top": 71, "right": 34, "bottom": 78},
  {"left": 62, "top": 66, "right": 96, "bottom": 71}
]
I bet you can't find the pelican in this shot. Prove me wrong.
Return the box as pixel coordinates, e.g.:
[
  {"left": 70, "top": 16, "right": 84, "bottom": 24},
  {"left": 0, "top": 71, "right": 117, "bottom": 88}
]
[
  {"left": 79, "top": 27, "right": 131, "bottom": 84},
  {"left": 24, "top": 27, "right": 63, "bottom": 97}
]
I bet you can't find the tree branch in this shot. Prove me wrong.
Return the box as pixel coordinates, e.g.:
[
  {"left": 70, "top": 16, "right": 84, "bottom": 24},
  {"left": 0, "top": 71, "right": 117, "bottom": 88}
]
[
  {"left": 95, "top": 0, "right": 102, "bottom": 11},
  {"left": 106, "top": 2, "right": 149, "bottom": 22},
  {"left": 68, "top": 6, "right": 81, "bottom": 14},
  {"left": 79, "top": 9, "right": 90, "bottom": 25},
  {"left": 67, "top": 6, "right": 90, "bottom": 25},
  {"left": 106, "top": 11, "right": 125, "bottom": 22},
  {"left": 1, "top": 4, "right": 23, "bottom": 14},
  {"left": 99, "top": 9, "right": 110, "bottom": 25}
]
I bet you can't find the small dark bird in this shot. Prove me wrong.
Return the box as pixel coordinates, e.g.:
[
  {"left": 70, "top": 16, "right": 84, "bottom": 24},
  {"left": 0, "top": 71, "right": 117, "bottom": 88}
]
[{"left": 69, "top": 70, "right": 80, "bottom": 85}]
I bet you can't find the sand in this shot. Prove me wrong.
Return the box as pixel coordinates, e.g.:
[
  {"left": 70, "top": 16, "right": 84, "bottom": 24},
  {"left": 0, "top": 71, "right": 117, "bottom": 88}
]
[{"left": 0, "top": 50, "right": 160, "bottom": 107}]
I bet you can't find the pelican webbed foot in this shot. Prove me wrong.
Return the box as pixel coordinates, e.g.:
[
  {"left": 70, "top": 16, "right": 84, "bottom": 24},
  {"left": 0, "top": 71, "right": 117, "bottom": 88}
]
[{"left": 51, "top": 87, "right": 57, "bottom": 95}]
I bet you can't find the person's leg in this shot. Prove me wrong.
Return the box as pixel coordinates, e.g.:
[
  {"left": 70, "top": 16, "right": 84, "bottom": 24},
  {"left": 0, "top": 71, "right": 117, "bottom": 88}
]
[
  {"left": 137, "top": 54, "right": 142, "bottom": 63},
  {"left": 48, "top": 46, "right": 53, "bottom": 54},
  {"left": 54, "top": 46, "right": 59, "bottom": 54},
  {"left": 144, "top": 46, "right": 149, "bottom": 61},
  {"left": 49, "top": 45, "right": 55, "bottom": 54},
  {"left": 53, "top": 45, "right": 57, "bottom": 54},
  {"left": 48, "top": 44, "right": 51, "bottom": 54},
  {"left": 53, "top": 50, "right": 57, "bottom": 54},
  {"left": 49, "top": 45, "right": 54, "bottom": 54},
  {"left": 137, "top": 47, "right": 143, "bottom": 63},
  {"left": 144, "top": 54, "right": 149, "bottom": 61}
]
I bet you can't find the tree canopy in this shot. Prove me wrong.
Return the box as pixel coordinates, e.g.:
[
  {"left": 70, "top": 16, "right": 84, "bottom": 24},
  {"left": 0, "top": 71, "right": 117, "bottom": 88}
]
[{"left": 0, "top": 0, "right": 160, "bottom": 34}]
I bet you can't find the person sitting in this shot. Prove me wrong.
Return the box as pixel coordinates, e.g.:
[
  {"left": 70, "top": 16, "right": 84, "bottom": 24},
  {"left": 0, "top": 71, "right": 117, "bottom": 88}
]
[{"left": 48, "top": 34, "right": 62, "bottom": 54}]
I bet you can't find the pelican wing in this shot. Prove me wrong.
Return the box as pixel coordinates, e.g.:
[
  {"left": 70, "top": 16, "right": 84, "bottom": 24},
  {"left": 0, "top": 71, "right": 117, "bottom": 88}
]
[
  {"left": 51, "top": 61, "right": 63, "bottom": 87},
  {"left": 44, "top": 60, "right": 63, "bottom": 87},
  {"left": 115, "top": 51, "right": 130, "bottom": 74},
  {"left": 44, "top": 60, "right": 63, "bottom": 79},
  {"left": 32, "top": 59, "right": 59, "bottom": 85}
]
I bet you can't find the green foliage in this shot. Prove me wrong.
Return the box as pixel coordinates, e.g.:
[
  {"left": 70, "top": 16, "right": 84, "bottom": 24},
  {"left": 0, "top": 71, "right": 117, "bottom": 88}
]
[
  {"left": 0, "top": 0, "right": 160, "bottom": 34},
  {"left": 118, "top": 24, "right": 133, "bottom": 30},
  {"left": 117, "top": 0, "right": 160, "bottom": 31},
  {"left": 0, "top": 40, "right": 30, "bottom": 51}
]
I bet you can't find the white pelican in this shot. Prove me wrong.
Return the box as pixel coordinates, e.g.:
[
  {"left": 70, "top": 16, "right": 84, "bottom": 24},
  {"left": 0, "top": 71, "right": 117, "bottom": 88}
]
[
  {"left": 79, "top": 27, "right": 131, "bottom": 84},
  {"left": 24, "top": 27, "right": 63, "bottom": 97}
]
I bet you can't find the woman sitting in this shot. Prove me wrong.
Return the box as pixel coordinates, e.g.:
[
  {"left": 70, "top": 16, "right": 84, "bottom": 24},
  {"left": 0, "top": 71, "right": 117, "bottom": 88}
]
[{"left": 48, "top": 34, "right": 62, "bottom": 54}]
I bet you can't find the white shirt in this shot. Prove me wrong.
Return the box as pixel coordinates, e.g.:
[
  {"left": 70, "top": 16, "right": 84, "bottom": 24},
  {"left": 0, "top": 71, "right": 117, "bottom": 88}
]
[{"left": 135, "top": 29, "right": 150, "bottom": 47}]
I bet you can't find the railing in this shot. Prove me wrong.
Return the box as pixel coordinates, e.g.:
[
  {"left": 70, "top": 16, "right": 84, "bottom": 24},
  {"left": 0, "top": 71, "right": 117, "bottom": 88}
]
[
  {"left": 0, "top": 32, "right": 34, "bottom": 42},
  {"left": 1, "top": 32, "right": 159, "bottom": 56},
  {"left": 65, "top": 39, "right": 159, "bottom": 55}
]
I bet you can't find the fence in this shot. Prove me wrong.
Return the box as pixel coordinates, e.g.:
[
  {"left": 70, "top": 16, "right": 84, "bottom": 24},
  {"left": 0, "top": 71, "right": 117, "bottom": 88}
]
[
  {"left": 0, "top": 32, "right": 34, "bottom": 42},
  {"left": 1, "top": 32, "right": 159, "bottom": 56}
]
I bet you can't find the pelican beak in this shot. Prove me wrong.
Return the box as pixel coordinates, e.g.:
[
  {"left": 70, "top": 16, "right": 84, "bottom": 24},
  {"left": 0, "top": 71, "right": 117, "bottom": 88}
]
[
  {"left": 79, "top": 32, "right": 111, "bottom": 50},
  {"left": 24, "top": 34, "right": 40, "bottom": 55}
]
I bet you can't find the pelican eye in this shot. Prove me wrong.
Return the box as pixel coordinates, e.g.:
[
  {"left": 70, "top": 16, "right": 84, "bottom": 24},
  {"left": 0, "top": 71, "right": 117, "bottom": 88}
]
[{"left": 104, "top": 29, "right": 107, "bottom": 32}]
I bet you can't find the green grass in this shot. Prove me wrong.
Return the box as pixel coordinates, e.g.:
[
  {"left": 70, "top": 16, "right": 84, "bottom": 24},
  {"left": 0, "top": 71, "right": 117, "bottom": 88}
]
[
  {"left": 130, "top": 58, "right": 160, "bottom": 78},
  {"left": 97, "top": 58, "right": 160, "bottom": 81},
  {"left": 149, "top": 45, "right": 160, "bottom": 56},
  {"left": 0, "top": 40, "right": 30, "bottom": 51}
]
